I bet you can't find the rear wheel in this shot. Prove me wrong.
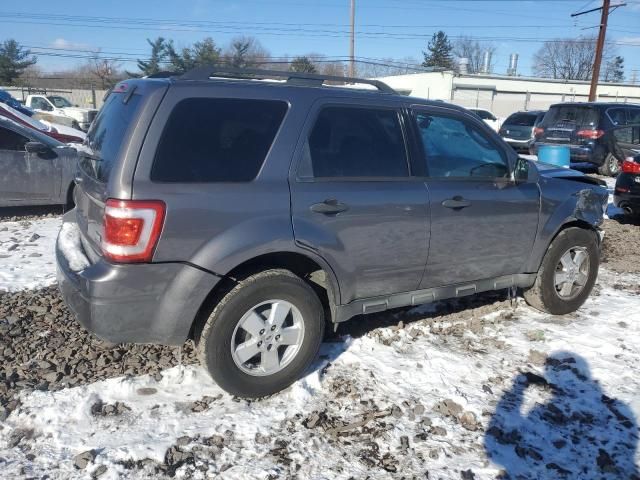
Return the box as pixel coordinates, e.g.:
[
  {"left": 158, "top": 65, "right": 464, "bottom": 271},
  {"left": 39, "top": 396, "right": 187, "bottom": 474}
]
[
  {"left": 597, "top": 154, "right": 620, "bottom": 177},
  {"left": 523, "top": 227, "right": 599, "bottom": 315},
  {"left": 198, "top": 269, "right": 324, "bottom": 398}
]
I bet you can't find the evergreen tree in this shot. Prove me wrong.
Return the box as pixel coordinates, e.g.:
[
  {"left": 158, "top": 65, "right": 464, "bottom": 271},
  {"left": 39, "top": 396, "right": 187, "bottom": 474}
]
[
  {"left": 604, "top": 55, "right": 624, "bottom": 82},
  {"left": 166, "top": 37, "right": 221, "bottom": 73},
  {"left": 229, "top": 40, "right": 252, "bottom": 68},
  {"left": 137, "top": 37, "right": 167, "bottom": 76},
  {"left": 289, "top": 56, "right": 317, "bottom": 73},
  {"left": 422, "top": 31, "right": 454, "bottom": 70},
  {"left": 0, "top": 39, "right": 37, "bottom": 85}
]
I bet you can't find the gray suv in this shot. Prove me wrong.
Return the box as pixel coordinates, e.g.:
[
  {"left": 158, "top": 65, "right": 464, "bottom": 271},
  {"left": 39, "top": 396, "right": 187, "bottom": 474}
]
[{"left": 56, "top": 68, "right": 608, "bottom": 398}]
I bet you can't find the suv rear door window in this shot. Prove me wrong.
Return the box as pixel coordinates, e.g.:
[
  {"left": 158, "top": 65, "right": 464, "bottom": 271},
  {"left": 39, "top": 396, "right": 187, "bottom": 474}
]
[
  {"left": 0, "top": 126, "right": 28, "bottom": 151},
  {"left": 626, "top": 108, "right": 640, "bottom": 124},
  {"left": 80, "top": 91, "right": 143, "bottom": 183},
  {"left": 607, "top": 108, "right": 628, "bottom": 126},
  {"left": 414, "top": 112, "right": 509, "bottom": 178},
  {"left": 151, "top": 98, "right": 288, "bottom": 182},
  {"left": 302, "top": 106, "right": 409, "bottom": 178}
]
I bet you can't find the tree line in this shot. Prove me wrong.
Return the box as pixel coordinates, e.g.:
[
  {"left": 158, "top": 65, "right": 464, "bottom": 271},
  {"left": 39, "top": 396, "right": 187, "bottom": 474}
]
[
  {"left": 422, "top": 30, "right": 624, "bottom": 82},
  {"left": 0, "top": 32, "right": 627, "bottom": 89}
]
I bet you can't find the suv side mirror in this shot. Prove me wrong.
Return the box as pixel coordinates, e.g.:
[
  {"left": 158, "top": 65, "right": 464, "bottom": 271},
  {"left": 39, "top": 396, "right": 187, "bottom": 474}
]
[{"left": 25, "top": 141, "right": 55, "bottom": 158}]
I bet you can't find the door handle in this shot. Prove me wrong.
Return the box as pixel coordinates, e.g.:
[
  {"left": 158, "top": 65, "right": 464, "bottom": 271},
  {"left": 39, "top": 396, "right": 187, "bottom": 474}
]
[
  {"left": 310, "top": 199, "right": 349, "bottom": 215},
  {"left": 442, "top": 197, "right": 471, "bottom": 209}
]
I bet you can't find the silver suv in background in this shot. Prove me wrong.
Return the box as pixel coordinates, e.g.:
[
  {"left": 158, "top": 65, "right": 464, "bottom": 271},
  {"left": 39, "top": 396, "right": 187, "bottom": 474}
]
[
  {"left": 56, "top": 68, "right": 608, "bottom": 398},
  {"left": 499, "top": 110, "right": 546, "bottom": 153}
]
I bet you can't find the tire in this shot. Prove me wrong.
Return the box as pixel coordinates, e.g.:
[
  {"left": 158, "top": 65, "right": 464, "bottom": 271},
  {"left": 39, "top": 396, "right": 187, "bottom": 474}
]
[
  {"left": 198, "top": 269, "right": 325, "bottom": 398},
  {"left": 523, "top": 227, "right": 599, "bottom": 315},
  {"left": 597, "top": 154, "right": 620, "bottom": 177}
]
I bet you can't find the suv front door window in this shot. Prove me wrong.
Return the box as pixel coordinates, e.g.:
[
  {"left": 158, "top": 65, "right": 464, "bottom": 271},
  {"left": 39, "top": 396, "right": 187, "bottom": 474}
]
[
  {"left": 0, "top": 126, "right": 54, "bottom": 203},
  {"left": 291, "top": 103, "right": 429, "bottom": 302},
  {"left": 412, "top": 108, "right": 540, "bottom": 288}
]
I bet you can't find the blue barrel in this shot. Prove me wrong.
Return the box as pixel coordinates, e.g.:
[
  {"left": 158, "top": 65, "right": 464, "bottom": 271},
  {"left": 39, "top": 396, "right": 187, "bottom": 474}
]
[{"left": 538, "top": 145, "right": 570, "bottom": 168}]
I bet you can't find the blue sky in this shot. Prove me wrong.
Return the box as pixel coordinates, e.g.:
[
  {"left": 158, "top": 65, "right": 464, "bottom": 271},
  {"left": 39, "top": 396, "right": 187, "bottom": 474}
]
[{"left": 2, "top": 0, "right": 640, "bottom": 78}]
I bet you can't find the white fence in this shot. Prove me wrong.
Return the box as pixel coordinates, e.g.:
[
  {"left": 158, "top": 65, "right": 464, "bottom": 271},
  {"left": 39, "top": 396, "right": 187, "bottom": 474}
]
[{"left": 1, "top": 86, "right": 108, "bottom": 109}]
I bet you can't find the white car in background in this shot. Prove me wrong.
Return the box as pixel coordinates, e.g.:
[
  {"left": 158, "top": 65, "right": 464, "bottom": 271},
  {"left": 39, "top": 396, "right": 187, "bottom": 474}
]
[
  {"left": 0, "top": 103, "right": 86, "bottom": 144},
  {"left": 469, "top": 108, "right": 503, "bottom": 132}
]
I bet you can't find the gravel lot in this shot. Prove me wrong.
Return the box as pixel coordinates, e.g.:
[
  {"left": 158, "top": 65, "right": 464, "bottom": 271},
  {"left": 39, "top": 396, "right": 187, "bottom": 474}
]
[{"left": 1, "top": 188, "right": 639, "bottom": 479}]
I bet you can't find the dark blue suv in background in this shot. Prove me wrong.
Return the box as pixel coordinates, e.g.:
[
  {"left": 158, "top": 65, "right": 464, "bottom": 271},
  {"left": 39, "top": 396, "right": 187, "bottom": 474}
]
[{"left": 531, "top": 102, "right": 640, "bottom": 176}]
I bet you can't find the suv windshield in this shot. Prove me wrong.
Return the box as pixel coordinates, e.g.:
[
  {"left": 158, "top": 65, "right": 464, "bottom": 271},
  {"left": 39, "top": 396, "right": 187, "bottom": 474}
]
[
  {"left": 79, "top": 91, "right": 143, "bottom": 183},
  {"left": 48, "top": 96, "right": 73, "bottom": 108},
  {"left": 541, "top": 106, "right": 599, "bottom": 129},
  {"left": 505, "top": 113, "right": 537, "bottom": 126}
]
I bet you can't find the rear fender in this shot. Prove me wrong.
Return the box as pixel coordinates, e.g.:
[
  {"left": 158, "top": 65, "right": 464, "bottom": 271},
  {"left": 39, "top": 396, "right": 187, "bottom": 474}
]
[{"left": 188, "top": 216, "right": 342, "bottom": 306}]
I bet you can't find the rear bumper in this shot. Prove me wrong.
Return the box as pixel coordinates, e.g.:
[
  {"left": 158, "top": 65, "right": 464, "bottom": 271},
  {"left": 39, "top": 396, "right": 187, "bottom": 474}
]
[
  {"left": 56, "top": 211, "right": 220, "bottom": 345},
  {"left": 613, "top": 173, "right": 640, "bottom": 212}
]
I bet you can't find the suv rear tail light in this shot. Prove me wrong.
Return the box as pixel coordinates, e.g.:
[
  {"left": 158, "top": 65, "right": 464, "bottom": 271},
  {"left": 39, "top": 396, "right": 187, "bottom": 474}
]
[
  {"left": 533, "top": 127, "right": 544, "bottom": 137},
  {"left": 622, "top": 159, "right": 640, "bottom": 174},
  {"left": 576, "top": 129, "right": 604, "bottom": 139},
  {"left": 102, "top": 199, "right": 165, "bottom": 263}
]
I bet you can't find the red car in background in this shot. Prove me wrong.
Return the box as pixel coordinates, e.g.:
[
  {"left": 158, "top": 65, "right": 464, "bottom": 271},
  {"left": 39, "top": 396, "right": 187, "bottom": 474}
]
[{"left": 0, "top": 103, "right": 86, "bottom": 144}]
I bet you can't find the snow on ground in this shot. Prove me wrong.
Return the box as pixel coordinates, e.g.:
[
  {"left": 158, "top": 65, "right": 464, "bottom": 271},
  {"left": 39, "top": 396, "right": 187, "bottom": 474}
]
[
  {"left": 1, "top": 206, "right": 639, "bottom": 479},
  {"left": 0, "top": 217, "right": 61, "bottom": 292},
  {"left": 1, "top": 272, "right": 639, "bottom": 477}
]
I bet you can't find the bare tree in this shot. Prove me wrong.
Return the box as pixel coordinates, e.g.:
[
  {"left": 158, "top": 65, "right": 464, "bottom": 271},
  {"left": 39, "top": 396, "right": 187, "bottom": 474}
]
[
  {"left": 453, "top": 37, "right": 496, "bottom": 74},
  {"left": 223, "top": 36, "right": 270, "bottom": 68},
  {"left": 88, "top": 51, "right": 122, "bottom": 88},
  {"left": 532, "top": 36, "right": 616, "bottom": 81},
  {"left": 355, "top": 57, "right": 421, "bottom": 78}
]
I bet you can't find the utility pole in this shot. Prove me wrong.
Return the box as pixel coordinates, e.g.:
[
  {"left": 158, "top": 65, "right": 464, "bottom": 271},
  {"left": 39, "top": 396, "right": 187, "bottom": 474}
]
[
  {"left": 571, "top": 1, "right": 625, "bottom": 101},
  {"left": 349, "top": 0, "right": 356, "bottom": 77}
]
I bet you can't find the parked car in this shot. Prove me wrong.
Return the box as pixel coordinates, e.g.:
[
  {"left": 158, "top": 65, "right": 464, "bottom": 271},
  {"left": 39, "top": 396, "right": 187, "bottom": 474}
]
[
  {"left": 469, "top": 108, "right": 503, "bottom": 132},
  {"left": 56, "top": 68, "right": 608, "bottom": 398},
  {"left": 531, "top": 102, "right": 640, "bottom": 176},
  {"left": 25, "top": 94, "right": 97, "bottom": 131},
  {"left": 0, "top": 117, "right": 78, "bottom": 207},
  {"left": 0, "top": 103, "right": 86, "bottom": 144},
  {"left": 0, "top": 89, "right": 34, "bottom": 116},
  {"left": 498, "top": 110, "right": 546, "bottom": 152},
  {"left": 611, "top": 124, "right": 640, "bottom": 217}
]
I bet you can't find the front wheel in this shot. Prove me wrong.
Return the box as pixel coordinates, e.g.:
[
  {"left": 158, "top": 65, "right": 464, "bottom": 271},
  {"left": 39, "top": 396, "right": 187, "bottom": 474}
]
[
  {"left": 198, "top": 269, "right": 325, "bottom": 398},
  {"left": 597, "top": 154, "right": 620, "bottom": 177},
  {"left": 523, "top": 227, "right": 599, "bottom": 315}
]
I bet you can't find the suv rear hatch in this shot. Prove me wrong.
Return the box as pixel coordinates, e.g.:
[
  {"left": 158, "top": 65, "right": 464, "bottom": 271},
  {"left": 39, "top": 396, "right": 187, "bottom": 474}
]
[
  {"left": 538, "top": 105, "right": 600, "bottom": 144},
  {"left": 500, "top": 113, "right": 537, "bottom": 140},
  {"left": 74, "top": 80, "right": 167, "bottom": 261}
]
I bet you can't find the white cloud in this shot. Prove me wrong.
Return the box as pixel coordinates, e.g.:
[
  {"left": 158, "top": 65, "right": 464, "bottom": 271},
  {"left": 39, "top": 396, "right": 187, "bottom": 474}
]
[
  {"left": 50, "top": 38, "right": 92, "bottom": 51},
  {"left": 618, "top": 36, "right": 640, "bottom": 46}
]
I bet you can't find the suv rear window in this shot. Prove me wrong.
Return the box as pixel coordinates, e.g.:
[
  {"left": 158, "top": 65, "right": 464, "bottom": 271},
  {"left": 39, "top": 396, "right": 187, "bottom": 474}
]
[
  {"left": 541, "top": 105, "right": 599, "bottom": 129},
  {"left": 151, "top": 98, "right": 288, "bottom": 182},
  {"left": 80, "top": 92, "right": 143, "bottom": 183},
  {"left": 504, "top": 113, "right": 537, "bottom": 126},
  {"left": 301, "top": 106, "right": 409, "bottom": 178}
]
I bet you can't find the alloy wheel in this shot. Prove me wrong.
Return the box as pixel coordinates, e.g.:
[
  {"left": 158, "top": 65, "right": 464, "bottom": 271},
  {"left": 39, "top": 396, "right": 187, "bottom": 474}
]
[
  {"left": 230, "top": 300, "right": 305, "bottom": 376},
  {"left": 554, "top": 247, "right": 590, "bottom": 300}
]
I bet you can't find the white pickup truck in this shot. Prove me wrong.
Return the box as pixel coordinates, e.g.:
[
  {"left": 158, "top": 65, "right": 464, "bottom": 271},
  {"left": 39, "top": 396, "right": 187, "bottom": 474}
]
[{"left": 25, "top": 94, "right": 97, "bottom": 132}]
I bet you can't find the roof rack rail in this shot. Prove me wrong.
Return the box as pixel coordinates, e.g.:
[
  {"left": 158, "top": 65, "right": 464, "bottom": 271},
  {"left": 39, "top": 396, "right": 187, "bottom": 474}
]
[
  {"left": 179, "top": 66, "right": 396, "bottom": 94},
  {"left": 145, "top": 71, "right": 179, "bottom": 79}
]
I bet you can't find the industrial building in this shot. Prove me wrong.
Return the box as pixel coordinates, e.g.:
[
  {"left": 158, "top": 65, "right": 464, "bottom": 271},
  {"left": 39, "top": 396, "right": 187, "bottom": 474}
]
[{"left": 378, "top": 67, "right": 640, "bottom": 117}]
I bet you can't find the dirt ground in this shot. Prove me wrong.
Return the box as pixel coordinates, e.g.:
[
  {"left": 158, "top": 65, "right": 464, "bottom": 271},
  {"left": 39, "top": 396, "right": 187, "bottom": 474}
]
[{"left": 601, "top": 215, "right": 640, "bottom": 275}]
